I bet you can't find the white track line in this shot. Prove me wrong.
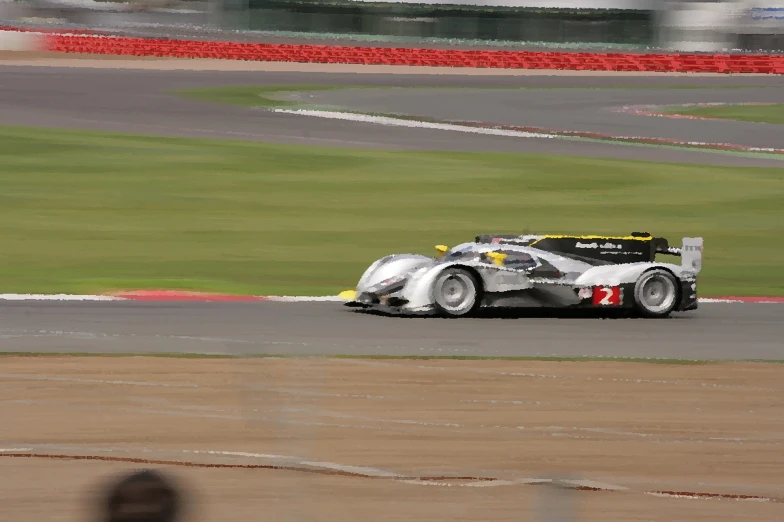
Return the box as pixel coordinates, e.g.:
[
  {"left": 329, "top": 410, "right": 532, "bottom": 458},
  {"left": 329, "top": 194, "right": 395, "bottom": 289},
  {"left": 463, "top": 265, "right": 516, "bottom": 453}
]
[
  {"left": 264, "top": 295, "right": 343, "bottom": 302},
  {"left": 0, "top": 294, "right": 125, "bottom": 301},
  {"left": 0, "top": 293, "right": 342, "bottom": 302},
  {"left": 271, "top": 109, "right": 559, "bottom": 139},
  {"left": 271, "top": 109, "right": 784, "bottom": 155}
]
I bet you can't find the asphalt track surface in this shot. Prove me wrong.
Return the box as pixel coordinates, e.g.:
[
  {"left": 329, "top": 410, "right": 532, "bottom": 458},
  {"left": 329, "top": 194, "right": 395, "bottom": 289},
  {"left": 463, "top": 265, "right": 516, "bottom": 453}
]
[
  {"left": 1, "top": 301, "right": 783, "bottom": 360},
  {"left": 290, "top": 86, "right": 784, "bottom": 150},
  {"left": 1, "top": 63, "right": 783, "bottom": 360},
  {"left": 2, "top": 65, "right": 784, "bottom": 167}
]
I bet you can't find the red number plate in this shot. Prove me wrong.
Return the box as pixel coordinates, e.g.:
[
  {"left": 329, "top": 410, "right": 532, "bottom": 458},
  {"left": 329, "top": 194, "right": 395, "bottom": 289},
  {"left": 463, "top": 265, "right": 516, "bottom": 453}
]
[{"left": 592, "top": 286, "right": 621, "bottom": 306}]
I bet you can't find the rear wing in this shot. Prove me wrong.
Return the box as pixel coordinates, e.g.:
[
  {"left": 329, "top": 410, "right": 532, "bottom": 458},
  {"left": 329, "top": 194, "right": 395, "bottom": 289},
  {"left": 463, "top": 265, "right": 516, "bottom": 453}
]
[{"left": 656, "top": 237, "right": 703, "bottom": 274}]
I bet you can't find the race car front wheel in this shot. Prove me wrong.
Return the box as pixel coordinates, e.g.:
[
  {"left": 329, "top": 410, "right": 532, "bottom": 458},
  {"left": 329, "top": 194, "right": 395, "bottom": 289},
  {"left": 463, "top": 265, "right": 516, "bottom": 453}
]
[
  {"left": 633, "top": 269, "right": 679, "bottom": 318},
  {"left": 432, "top": 268, "right": 480, "bottom": 317}
]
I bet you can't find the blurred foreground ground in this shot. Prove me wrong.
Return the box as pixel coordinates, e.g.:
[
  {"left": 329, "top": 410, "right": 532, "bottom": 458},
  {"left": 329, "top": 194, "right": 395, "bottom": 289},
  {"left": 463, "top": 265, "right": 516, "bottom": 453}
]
[{"left": 2, "top": 356, "right": 784, "bottom": 521}]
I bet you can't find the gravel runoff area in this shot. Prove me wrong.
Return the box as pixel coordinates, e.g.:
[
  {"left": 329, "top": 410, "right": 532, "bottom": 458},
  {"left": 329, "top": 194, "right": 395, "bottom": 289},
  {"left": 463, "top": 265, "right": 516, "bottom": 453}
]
[{"left": 3, "top": 355, "right": 784, "bottom": 522}]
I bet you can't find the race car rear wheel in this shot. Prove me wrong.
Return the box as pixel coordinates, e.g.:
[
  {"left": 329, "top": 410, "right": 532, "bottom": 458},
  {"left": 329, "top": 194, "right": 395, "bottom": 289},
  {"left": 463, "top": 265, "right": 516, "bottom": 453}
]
[
  {"left": 432, "top": 268, "right": 480, "bottom": 317},
  {"left": 633, "top": 269, "right": 679, "bottom": 318}
]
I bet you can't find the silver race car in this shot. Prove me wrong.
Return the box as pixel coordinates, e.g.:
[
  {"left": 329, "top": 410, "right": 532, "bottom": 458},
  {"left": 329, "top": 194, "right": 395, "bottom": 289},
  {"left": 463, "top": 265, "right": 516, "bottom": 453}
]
[{"left": 339, "top": 232, "right": 703, "bottom": 318}]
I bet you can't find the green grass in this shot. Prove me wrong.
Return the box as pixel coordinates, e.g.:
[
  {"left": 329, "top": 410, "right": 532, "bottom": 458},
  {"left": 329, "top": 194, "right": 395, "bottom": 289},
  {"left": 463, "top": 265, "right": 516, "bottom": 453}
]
[
  {"left": 662, "top": 103, "right": 784, "bottom": 124},
  {"left": 1, "top": 125, "right": 783, "bottom": 297},
  {"left": 173, "top": 85, "right": 354, "bottom": 108}
]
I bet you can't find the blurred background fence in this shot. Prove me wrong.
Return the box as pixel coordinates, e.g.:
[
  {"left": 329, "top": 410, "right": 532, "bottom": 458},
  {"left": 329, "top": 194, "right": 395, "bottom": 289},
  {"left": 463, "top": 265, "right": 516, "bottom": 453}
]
[{"left": 1, "top": 0, "right": 783, "bottom": 53}]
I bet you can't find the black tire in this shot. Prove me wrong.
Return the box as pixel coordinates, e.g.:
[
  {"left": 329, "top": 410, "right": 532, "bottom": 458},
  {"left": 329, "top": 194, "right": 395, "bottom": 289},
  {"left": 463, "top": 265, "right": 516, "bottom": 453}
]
[
  {"left": 432, "top": 268, "right": 481, "bottom": 317},
  {"left": 633, "top": 269, "right": 679, "bottom": 318}
]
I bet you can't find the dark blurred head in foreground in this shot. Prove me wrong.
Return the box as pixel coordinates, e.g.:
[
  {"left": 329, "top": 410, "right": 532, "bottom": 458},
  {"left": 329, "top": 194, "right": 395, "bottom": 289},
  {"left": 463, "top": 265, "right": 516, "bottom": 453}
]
[{"left": 103, "top": 469, "right": 181, "bottom": 522}]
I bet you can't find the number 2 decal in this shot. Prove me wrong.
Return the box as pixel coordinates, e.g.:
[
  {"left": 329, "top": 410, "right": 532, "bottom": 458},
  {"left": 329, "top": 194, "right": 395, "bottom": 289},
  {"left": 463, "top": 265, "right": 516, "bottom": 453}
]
[{"left": 592, "top": 286, "right": 621, "bottom": 306}]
